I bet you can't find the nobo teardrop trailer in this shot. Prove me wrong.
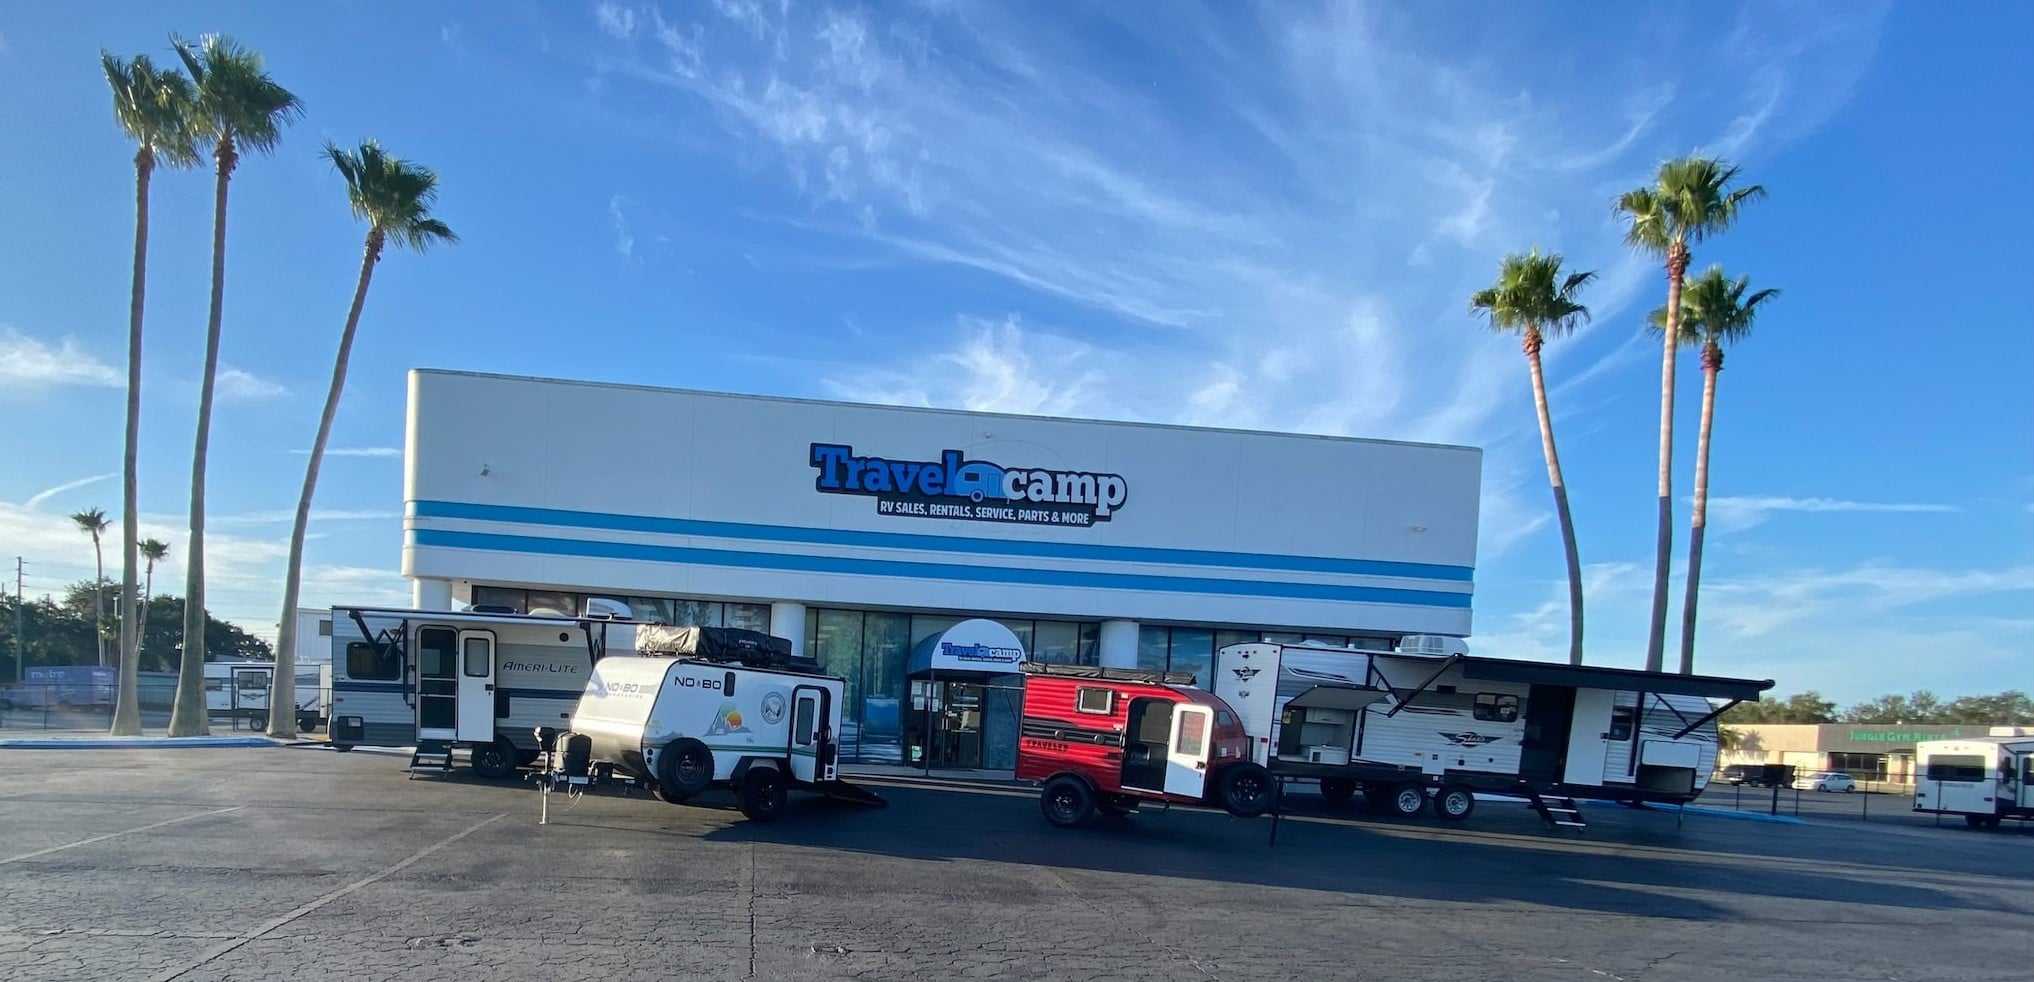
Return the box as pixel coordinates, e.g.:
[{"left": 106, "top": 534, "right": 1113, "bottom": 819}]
[{"left": 538, "top": 625, "right": 884, "bottom": 822}]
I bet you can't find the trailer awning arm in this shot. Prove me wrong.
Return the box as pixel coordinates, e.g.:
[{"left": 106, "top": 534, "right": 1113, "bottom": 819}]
[
  {"left": 1673, "top": 699, "right": 1740, "bottom": 740},
  {"left": 1383, "top": 654, "right": 1462, "bottom": 718},
  {"left": 1648, "top": 692, "right": 1695, "bottom": 729},
  {"left": 347, "top": 609, "right": 412, "bottom": 706}
]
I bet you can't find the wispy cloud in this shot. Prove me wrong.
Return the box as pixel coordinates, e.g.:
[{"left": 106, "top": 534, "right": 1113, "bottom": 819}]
[
  {"left": 1705, "top": 495, "right": 1958, "bottom": 533},
  {"left": 290, "top": 446, "right": 401, "bottom": 458},
  {"left": 22, "top": 473, "right": 116, "bottom": 510},
  {"left": 210, "top": 509, "right": 402, "bottom": 527},
  {"left": 215, "top": 366, "right": 287, "bottom": 402},
  {"left": 0, "top": 327, "right": 120, "bottom": 389},
  {"left": 608, "top": 193, "right": 636, "bottom": 259},
  {"left": 595, "top": 2, "right": 638, "bottom": 40}
]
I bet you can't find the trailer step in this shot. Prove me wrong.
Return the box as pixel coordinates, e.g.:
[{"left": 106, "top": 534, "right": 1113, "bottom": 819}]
[
  {"left": 408, "top": 739, "right": 455, "bottom": 779},
  {"left": 1528, "top": 792, "right": 1588, "bottom": 831}
]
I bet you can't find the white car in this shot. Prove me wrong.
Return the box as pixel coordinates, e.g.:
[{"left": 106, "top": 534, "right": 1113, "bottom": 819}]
[{"left": 1794, "top": 771, "right": 1856, "bottom": 792}]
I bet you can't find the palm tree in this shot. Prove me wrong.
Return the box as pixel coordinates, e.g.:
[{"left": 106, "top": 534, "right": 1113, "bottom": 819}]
[
  {"left": 70, "top": 508, "right": 111, "bottom": 667},
  {"left": 1471, "top": 250, "right": 1596, "bottom": 666},
  {"left": 1615, "top": 157, "right": 1765, "bottom": 672},
  {"left": 168, "top": 34, "right": 300, "bottom": 737},
  {"left": 1651, "top": 267, "right": 1779, "bottom": 674},
  {"left": 104, "top": 52, "right": 197, "bottom": 736},
  {"left": 138, "top": 538, "right": 171, "bottom": 663},
  {"left": 270, "top": 141, "right": 456, "bottom": 736}
]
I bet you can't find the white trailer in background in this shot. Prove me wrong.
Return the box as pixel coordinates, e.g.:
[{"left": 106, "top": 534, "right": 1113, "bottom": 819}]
[
  {"left": 1913, "top": 736, "right": 2034, "bottom": 829},
  {"left": 202, "top": 661, "right": 321, "bottom": 731},
  {"left": 1213, "top": 638, "right": 1773, "bottom": 829}
]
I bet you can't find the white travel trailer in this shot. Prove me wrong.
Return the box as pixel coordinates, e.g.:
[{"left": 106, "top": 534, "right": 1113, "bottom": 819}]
[
  {"left": 325, "top": 604, "right": 646, "bottom": 776},
  {"left": 1913, "top": 736, "right": 2034, "bottom": 829},
  {"left": 546, "top": 625, "right": 880, "bottom": 821},
  {"left": 1213, "top": 638, "right": 1773, "bottom": 828},
  {"left": 203, "top": 661, "right": 321, "bottom": 731}
]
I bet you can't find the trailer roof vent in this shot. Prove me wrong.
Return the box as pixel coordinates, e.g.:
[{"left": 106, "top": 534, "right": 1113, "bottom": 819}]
[{"left": 1396, "top": 634, "right": 1469, "bottom": 657}]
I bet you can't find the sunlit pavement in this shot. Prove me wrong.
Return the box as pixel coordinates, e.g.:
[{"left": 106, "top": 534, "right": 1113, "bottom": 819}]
[{"left": 0, "top": 747, "right": 2027, "bottom": 981}]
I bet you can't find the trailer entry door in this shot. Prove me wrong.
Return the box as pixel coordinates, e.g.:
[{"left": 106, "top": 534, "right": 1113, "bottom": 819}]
[
  {"left": 791, "top": 686, "right": 829, "bottom": 784},
  {"left": 455, "top": 630, "right": 496, "bottom": 742},
  {"left": 1165, "top": 705, "right": 1214, "bottom": 798},
  {"left": 416, "top": 626, "right": 458, "bottom": 741}
]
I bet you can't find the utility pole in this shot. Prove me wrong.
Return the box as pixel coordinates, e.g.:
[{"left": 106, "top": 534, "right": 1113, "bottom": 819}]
[{"left": 12, "top": 557, "right": 24, "bottom": 685}]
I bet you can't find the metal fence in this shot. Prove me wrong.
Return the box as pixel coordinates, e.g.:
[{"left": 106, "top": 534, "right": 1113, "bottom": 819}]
[{"left": 0, "top": 677, "right": 276, "bottom": 734}]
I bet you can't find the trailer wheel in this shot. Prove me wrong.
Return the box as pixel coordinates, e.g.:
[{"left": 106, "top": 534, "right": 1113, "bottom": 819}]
[
  {"left": 471, "top": 740, "right": 517, "bottom": 780},
  {"left": 1096, "top": 795, "right": 1137, "bottom": 818},
  {"left": 331, "top": 743, "right": 354, "bottom": 753},
  {"left": 1435, "top": 786, "right": 1475, "bottom": 821},
  {"left": 1387, "top": 784, "right": 1428, "bottom": 818},
  {"left": 1040, "top": 776, "right": 1097, "bottom": 828},
  {"left": 738, "top": 766, "right": 788, "bottom": 822},
  {"left": 1218, "top": 763, "right": 1272, "bottom": 818},
  {"left": 1319, "top": 778, "right": 1357, "bottom": 806},
  {"left": 656, "top": 739, "right": 715, "bottom": 803}
]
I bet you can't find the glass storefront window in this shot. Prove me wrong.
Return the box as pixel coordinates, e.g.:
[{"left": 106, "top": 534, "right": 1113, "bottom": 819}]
[
  {"left": 1168, "top": 627, "right": 1214, "bottom": 687},
  {"left": 811, "top": 610, "right": 865, "bottom": 758},
  {"left": 994, "top": 619, "right": 1035, "bottom": 657},
  {"left": 470, "top": 586, "right": 526, "bottom": 613},
  {"left": 1215, "top": 630, "right": 1260, "bottom": 651},
  {"left": 910, "top": 615, "right": 962, "bottom": 647},
  {"left": 1032, "top": 621, "right": 1080, "bottom": 664},
  {"left": 1137, "top": 625, "right": 1170, "bottom": 673},
  {"left": 525, "top": 591, "right": 578, "bottom": 617},
  {"left": 629, "top": 597, "right": 676, "bottom": 624},
  {"left": 727, "top": 603, "right": 770, "bottom": 633},
  {"left": 671, "top": 600, "right": 722, "bottom": 627},
  {"left": 1303, "top": 634, "right": 1350, "bottom": 648},
  {"left": 1077, "top": 623, "right": 1099, "bottom": 666},
  {"left": 859, "top": 613, "right": 911, "bottom": 764}
]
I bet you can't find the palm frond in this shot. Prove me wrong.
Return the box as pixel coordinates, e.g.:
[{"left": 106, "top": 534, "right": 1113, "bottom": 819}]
[
  {"left": 1675, "top": 265, "right": 1778, "bottom": 347},
  {"left": 1468, "top": 249, "right": 1594, "bottom": 340},
  {"left": 103, "top": 51, "right": 200, "bottom": 167},
  {"left": 172, "top": 33, "right": 302, "bottom": 154},
  {"left": 326, "top": 140, "right": 458, "bottom": 252}
]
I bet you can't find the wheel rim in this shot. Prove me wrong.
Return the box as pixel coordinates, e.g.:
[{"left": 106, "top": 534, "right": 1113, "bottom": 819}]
[
  {"left": 1397, "top": 789, "right": 1423, "bottom": 812},
  {"left": 1050, "top": 788, "right": 1080, "bottom": 820},
  {"left": 676, "top": 751, "right": 706, "bottom": 784},
  {"left": 1233, "top": 775, "right": 1264, "bottom": 803},
  {"left": 1444, "top": 791, "right": 1471, "bottom": 816}
]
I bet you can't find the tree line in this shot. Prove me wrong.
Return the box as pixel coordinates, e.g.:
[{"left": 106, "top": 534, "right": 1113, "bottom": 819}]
[
  {"left": 2, "top": 583, "right": 269, "bottom": 676},
  {"left": 1724, "top": 690, "right": 2034, "bottom": 725},
  {"left": 80, "top": 35, "right": 454, "bottom": 737},
  {"left": 1473, "top": 158, "right": 1772, "bottom": 674}
]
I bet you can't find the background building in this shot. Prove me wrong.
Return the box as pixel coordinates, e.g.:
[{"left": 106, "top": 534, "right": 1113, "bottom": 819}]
[
  {"left": 400, "top": 370, "right": 1482, "bottom": 767},
  {"left": 1721, "top": 724, "right": 2034, "bottom": 786}
]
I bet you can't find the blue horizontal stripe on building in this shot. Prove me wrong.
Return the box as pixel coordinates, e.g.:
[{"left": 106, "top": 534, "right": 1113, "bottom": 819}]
[
  {"left": 410, "top": 528, "right": 1474, "bottom": 609},
  {"left": 411, "top": 499, "right": 1474, "bottom": 582}
]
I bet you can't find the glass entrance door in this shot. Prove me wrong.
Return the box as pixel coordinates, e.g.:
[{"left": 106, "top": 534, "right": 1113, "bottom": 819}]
[{"left": 928, "top": 680, "right": 985, "bottom": 770}]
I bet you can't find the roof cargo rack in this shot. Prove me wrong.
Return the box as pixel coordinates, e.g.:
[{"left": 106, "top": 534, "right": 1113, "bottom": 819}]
[
  {"left": 634, "top": 625, "right": 814, "bottom": 671},
  {"left": 1019, "top": 662, "right": 1197, "bottom": 687}
]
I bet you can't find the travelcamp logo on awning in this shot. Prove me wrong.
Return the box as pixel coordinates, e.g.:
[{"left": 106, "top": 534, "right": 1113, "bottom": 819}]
[{"left": 810, "top": 443, "right": 1128, "bottom": 528}]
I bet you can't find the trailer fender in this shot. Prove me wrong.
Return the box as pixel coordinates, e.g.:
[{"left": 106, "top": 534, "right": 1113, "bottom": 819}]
[{"left": 729, "top": 756, "right": 787, "bottom": 786}]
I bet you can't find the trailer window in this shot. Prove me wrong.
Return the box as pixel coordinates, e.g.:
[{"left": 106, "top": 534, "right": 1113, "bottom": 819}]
[
  {"left": 1175, "top": 711, "right": 1207, "bottom": 757},
  {"left": 462, "top": 637, "right": 491, "bottom": 677},
  {"left": 794, "top": 697, "right": 816, "bottom": 746},
  {"left": 1926, "top": 755, "right": 1987, "bottom": 783},
  {"left": 1075, "top": 687, "right": 1113, "bottom": 715},
  {"left": 1606, "top": 706, "right": 1636, "bottom": 741},
  {"left": 236, "top": 672, "right": 268, "bottom": 692},
  {"left": 1473, "top": 693, "right": 1520, "bottom": 723},
  {"left": 346, "top": 641, "right": 398, "bottom": 681}
]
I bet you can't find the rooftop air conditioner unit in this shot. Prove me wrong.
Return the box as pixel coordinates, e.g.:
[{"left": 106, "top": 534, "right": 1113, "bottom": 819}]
[
  {"left": 1396, "top": 634, "right": 1470, "bottom": 657},
  {"left": 580, "top": 597, "right": 635, "bottom": 621}
]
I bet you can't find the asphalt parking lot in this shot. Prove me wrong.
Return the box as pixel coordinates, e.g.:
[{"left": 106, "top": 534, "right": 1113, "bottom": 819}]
[{"left": 1, "top": 748, "right": 2028, "bottom": 981}]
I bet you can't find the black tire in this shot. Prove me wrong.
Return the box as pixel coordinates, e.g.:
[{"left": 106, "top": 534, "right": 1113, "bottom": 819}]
[
  {"left": 1319, "top": 778, "right": 1357, "bottom": 806},
  {"left": 1040, "top": 775, "right": 1097, "bottom": 828},
  {"left": 1435, "top": 785, "right": 1475, "bottom": 821},
  {"left": 1387, "top": 783, "right": 1427, "bottom": 818},
  {"left": 249, "top": 715, "right": 267, "bottom": 733},
  {"left": 656, "top": 740, "right": 715, "bottom": 802},
  {"left": 331, "top": 743, "right": 354, "bottom": 753},
  {"left": 1218, "top": 763, "right": 1272, "bottom": 818},
  {"left": 1965, "top": 814, "right": 1988, "bottom": 829},
  {"left": 653, "top": 781, "right": 691, "bottom": 806},
  {"left": 738, "top": 766, "right": 788, "bottom": 822},
  {"left": 470, "top": 740, "right": 517, "bottom": 780},
  {"left": 1096, "top": 795, "right": 1136, "bottom": 818}
]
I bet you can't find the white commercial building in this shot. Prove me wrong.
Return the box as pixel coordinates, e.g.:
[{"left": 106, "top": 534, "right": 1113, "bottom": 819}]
[{"left": 400, "top": 370, "right": 1481, "bottom": 768}]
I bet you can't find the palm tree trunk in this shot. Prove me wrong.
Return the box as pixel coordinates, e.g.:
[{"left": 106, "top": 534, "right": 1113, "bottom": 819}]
[
  {"left": 139, "top": 562, "right": 155, "bottom": 667},
  {"left": 1643, "top": 245, "right": 1688, "bottom": 673},
  {"left": 170, "top": 133, "right": 236, "bottom": 737},
  {"left": 111, "top": 148, "right": 152, "bottom": 735},
  {"left": 1678, "top": 351, "right": 1720, "bottom": 675},
  {"left": 92, "top": 536, "right": 106, "bottom": 668},
  {"left": 271, "top": 230, "right": 382, "bottom": 738},
  {"left": 1525, "top": 334, "right": 1584, "bottom": 666}
]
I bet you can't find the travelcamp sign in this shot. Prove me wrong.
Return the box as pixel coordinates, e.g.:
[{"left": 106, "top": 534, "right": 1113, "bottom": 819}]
[{"left": 810, "top": 443, "right": 1129, "bottom": 528}]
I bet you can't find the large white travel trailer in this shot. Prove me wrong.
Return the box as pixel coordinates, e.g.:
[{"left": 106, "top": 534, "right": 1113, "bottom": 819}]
[
  {"left": 542, "top": 625, "right": 882, "bottom": 821},
  {"left": 1913, "top": 736, "right": 2034, "bottom": 829},
  {"left": 1213, "top": 639, "right": 1772, "bottom": 829},
  {"left": 325, "top": 605, "right": 647, "bottom": 776},
  {"left": 203, "top": 661, "right": 321, "bottom": 731}
]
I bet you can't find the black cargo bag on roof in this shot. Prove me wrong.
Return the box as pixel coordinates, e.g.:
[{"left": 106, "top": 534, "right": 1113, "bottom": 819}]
[{"left": 634, "top": 625, "right": 805, "bottom": 669}]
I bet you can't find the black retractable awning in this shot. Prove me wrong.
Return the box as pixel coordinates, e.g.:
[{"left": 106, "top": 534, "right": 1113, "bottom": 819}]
[
  {"left": 1288, "top": 686, "right": 1392, "bottom": 712},
  {"left": 1450, "top": 656, "right": 1773, "bottom": 702}
]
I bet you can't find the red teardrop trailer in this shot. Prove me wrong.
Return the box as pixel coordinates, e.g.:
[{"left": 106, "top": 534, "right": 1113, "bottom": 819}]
[{"left": 1016, "top": 663, "right": 1272, "bottom": 827}]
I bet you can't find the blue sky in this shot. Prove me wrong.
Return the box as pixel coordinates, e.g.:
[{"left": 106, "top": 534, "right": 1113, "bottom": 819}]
[{"left": 2, "top": 2, "right": 2028, "bottom": 702}]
